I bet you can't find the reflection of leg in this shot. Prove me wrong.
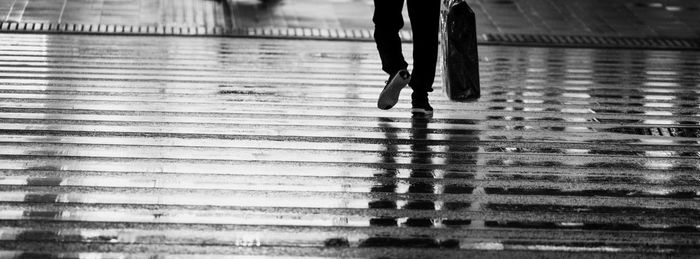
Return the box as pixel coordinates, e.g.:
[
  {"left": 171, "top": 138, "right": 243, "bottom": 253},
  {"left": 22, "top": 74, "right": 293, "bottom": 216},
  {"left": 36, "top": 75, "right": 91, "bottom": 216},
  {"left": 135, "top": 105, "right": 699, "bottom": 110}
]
[
  {"left": 370, "top": 118, "right": 400, "bottom": 227},
  {"left": 406, "top": 0, "right": 439, "bottom": 93},
  {"left": 373, "top": 0, "right": 408, "bottom": 75},
  {"left": 258, "top": 0, "right": 282, "bottom": 9},
  {"left": 404, "top": 116, "right": 435, "bottom": 227}
]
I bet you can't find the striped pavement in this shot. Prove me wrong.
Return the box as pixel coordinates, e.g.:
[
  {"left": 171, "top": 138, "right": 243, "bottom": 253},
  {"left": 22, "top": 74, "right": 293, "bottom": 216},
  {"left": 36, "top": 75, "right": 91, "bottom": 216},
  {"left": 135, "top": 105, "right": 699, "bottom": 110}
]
[
  {"left": 2, "top": 0, "right": 700, "bottom": 50},
  {"left": 0, "top": 33, "right": 699, "bottom": 258}
]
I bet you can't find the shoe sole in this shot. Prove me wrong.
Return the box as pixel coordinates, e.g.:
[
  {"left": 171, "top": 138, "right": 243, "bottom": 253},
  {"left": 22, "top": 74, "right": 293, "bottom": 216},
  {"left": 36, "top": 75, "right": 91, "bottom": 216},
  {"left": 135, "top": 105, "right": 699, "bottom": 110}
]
[
  {"left": 377, "top": 72, "right": 410, "bottom": 110},
  {"left": 411, "top": 108, "right": 434, "bottom": 115}
]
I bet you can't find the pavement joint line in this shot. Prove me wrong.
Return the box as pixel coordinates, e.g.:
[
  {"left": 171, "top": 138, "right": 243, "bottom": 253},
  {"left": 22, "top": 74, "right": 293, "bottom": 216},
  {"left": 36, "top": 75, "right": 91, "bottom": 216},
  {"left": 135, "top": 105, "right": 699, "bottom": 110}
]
[{"left": 0, "top": 22, "right": 700, "bottom": 51}]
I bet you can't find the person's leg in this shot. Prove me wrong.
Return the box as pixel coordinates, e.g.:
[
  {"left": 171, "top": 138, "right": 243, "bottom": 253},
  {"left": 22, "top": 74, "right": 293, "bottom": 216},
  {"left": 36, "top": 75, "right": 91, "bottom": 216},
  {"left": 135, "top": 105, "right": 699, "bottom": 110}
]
[
  {"left": 374, "top": 0, "right": 411, "bottom": 110},
  {"left": 407, "top": 0, "right": 440, "bottom": 114},
  {"left": 406, "top": 0, "right": 439, "bottom": 93},
  {"left": 373, "top": 0, "right": 408, "bottom": 76}
]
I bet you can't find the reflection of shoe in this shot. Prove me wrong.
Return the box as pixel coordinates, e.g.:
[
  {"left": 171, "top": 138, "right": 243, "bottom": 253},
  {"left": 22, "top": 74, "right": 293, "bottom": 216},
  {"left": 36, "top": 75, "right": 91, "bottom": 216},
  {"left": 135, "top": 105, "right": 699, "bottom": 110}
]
[
  {"left": 378, "top": 69, "right": 410, "bottom": 110},
  {"left": 411, "top": 91, "right": 433, "bottom": 115}
]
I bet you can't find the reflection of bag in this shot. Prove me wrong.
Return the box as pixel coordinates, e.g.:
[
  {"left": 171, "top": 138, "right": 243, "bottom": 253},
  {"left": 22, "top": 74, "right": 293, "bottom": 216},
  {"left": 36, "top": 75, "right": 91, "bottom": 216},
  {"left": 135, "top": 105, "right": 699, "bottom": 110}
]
[{"left": 441, "top": 0, "right": 480, "bottom": 102}]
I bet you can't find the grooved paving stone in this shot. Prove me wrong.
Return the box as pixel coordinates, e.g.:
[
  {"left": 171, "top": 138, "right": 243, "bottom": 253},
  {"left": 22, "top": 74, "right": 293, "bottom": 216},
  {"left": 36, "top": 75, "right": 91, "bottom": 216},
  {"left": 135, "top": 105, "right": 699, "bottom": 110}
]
[
  {"left": 224, "top": 0, "right": 700, "bottom": 38},
  {"left": 1, "top": 0, "right": 228, "bottom": 28},
  {"left": 2, "top": 0, "right": 700, "bottom": 49},
  {"left": 0, "top": 33, "right": 699, "bottom": 257}
]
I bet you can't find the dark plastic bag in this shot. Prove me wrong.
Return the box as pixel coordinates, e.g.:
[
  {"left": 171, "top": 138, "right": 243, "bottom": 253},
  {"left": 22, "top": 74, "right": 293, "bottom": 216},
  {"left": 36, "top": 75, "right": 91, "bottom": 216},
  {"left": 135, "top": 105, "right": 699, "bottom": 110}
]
[{"left": 440, "top": 0, "right": 480, "bottom": 102}]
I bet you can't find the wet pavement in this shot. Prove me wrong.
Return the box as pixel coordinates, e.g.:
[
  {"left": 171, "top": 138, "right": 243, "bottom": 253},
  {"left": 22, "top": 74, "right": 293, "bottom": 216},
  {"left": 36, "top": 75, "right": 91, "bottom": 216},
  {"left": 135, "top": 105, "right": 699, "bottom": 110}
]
[
  {"left": 1, "top": 0, "right": 700, "bottom": 258},
  {"left": 226, "top": 0, "right": 700, "bottom": 38},
  {"left": 0, "top": 0, "right": 228, "bottom": 28},
  {"left": 0, "top": 32, "right": 698, "bottom": 258},
  {"left": 2, "top": 0, "right": 700, "bottom": 49},
  {"left": 4, "top": 0, "right": 700, "bottom": 38}
]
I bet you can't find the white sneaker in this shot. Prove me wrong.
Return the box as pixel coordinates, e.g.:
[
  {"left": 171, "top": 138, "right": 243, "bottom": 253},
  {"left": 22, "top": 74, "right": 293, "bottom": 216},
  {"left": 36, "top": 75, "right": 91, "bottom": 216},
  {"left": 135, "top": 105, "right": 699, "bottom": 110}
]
[{"left": 377, "top": 69, "right": 410, "bottom": 110}]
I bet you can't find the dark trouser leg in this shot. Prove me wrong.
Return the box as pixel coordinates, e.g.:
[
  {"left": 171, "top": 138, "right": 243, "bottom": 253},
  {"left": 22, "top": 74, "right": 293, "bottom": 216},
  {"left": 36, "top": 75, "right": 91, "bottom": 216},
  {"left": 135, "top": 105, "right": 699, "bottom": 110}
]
[
  {"left": 373, "top": 0, "right": 408, "bottom": 76},
  {"left": 407, "top": 0, "right": 440, "bottom": 93}
]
